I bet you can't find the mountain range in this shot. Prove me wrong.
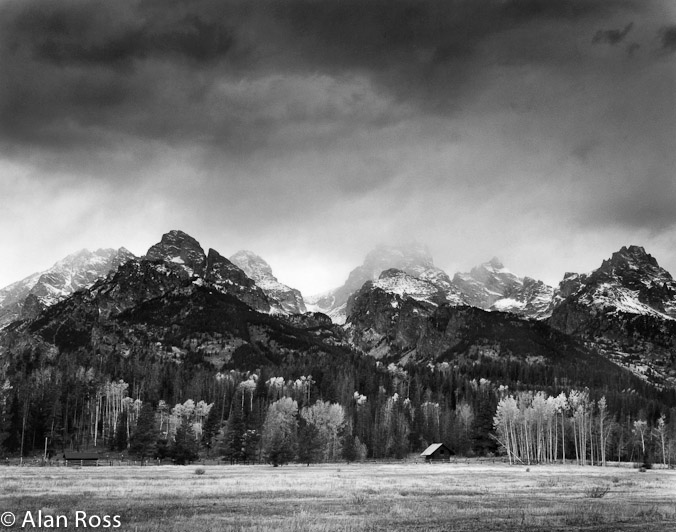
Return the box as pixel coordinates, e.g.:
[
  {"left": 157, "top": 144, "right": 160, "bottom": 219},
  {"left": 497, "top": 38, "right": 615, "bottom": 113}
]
[
  {"left": 1, "top": 231, "right": 676, "bottom": 389},
  {"left": 0, "top": 247, "right": 135, "bottom": 328}
]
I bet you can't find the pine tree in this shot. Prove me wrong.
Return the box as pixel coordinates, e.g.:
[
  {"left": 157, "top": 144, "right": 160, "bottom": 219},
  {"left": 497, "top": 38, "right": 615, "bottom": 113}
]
[
  {"left": 266, "top": 429, "right": 296, "bottom": 466},
  {"left": 112, "top": 411, "right": 128, "bottom": 452},
  {"left": 242, "top": 429, "right": 261, "bottom": 463},
  {"left": 201, "top": 399, "right": 222, "bottom": 456},
  {"left": 341, "top": 433, "right": 358, "bottom": 463},
  {"left": 297, "top": 420, "right": 322, "bottom": 465},
  {"left": 129, "top": 403, "right": 158, "bottom": 461},
  {"left": 471, "top": 394, "right": 498, "bottom": 456},
  {"left": 1, "top": 393, "right": 21, "bottom": 454},
  {"left": 221, "top": 401, "right": 246, "bottom": 464},
  {"left": 170, "top": 419, "right": 199, "bottom": 465}
]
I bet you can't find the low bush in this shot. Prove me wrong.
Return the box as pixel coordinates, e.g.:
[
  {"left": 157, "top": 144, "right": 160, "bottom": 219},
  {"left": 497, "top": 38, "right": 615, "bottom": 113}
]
[{"left": 584, "top": 485, "right": 610, "bottom": 499}]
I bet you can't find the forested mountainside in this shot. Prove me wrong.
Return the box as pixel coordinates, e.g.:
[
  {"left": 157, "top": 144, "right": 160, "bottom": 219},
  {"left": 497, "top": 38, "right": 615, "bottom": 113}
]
[{"left": 0, "top": 232, "right": 675, "bottom": 465}]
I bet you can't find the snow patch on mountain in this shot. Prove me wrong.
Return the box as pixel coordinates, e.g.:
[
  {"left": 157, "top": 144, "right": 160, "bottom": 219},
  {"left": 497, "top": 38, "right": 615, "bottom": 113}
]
[
  {"left": 309, "top": 243, "right": 464, "bottom": 323},
  {"left": 454, "top": 259, "right": 554, "bottom": 319},
  {"left": 372, "top": 269, "right": 448, "bottom": 306},
  {"left": 230, "top": 250, "right": 306, "bottom": 314},
  {"left": 0, "top": 247, "right": 136, "bottom": 327}
]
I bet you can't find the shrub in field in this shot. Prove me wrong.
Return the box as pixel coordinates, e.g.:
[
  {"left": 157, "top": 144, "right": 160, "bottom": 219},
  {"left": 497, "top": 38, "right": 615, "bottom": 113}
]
[
  {"left": 564, "top": 507, "right": 604, "bottom": 527},
  {"left": 350, "top": 492, "right": 369, "bottom": 505},
  {"left": 584, "top": 485, "right": 611, "bottom": 498}
]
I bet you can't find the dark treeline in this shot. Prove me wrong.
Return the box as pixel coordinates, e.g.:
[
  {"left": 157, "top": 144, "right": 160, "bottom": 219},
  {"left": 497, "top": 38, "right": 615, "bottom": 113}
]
[{"left": 1, "top": 332, "right": 675, "bottom": 464}]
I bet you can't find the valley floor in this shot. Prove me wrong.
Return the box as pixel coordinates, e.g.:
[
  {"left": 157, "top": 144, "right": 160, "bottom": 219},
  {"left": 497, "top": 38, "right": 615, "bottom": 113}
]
[{"left": 1, "top": 461, "right": 676, "bottom": 531}]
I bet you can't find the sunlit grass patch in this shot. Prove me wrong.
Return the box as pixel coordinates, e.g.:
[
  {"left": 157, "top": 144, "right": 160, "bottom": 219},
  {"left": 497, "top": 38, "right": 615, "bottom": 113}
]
[{"left": 1, "top": 462, "right": 675, "bottom": 531}]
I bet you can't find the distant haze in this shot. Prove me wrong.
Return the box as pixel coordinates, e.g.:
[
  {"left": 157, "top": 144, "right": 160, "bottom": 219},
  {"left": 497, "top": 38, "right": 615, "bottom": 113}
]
[{"left": 1, "top": 0, "right": 675, "bottom": 296}]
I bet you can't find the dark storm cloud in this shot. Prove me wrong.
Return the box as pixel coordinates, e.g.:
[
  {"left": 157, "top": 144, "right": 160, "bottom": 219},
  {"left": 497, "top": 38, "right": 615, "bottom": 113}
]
[
  {"left": 592, "top": 22, "right": 634, "bottom": 45},
  {"left": 1, "top": 0, "right": 675, "bottom": 294},
  {"left": 661, "top": 25, "right": 676, "bottom": 52},
  {"left": 0, "top": 0, "right": 641, "bottom": 162},
  {"left": 7, "top": 0, "right": 235, "bottom": 65}
]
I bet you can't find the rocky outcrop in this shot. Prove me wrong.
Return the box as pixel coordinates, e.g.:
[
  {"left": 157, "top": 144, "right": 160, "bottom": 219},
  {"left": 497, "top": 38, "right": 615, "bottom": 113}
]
[
  {"left": 205, "top": 249, "right": 271, "bottom": 313},
  {"left": 229, "top": 250, "right": 306, "bottom": 314},
  {"left": 142, "top": 231, "right": 271, "bottom": 313},
  {"left": 145, "top": 230, "right": 207, "bottom": 278},
  {"left": 16, "top": 254, "right": 348, "bottom": 375},
  {"left": 0, "top": 247, "right": 135, "bottom": 328},
  {"left": 308, "top": 243, "right": 465, "bottom": 324},
  {"left": 549, "top": 245, "right": 676, "bottom": 386},
  {"left": 453, "top": 258, "right": 554, "bottom": 319},
  {"left": 345, "top": 273, "right": 617, "bottom": 377}
]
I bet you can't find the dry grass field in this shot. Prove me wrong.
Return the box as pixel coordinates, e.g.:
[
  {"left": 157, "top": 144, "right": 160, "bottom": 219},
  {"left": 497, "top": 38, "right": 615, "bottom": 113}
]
[{"left": 1, "top": 461, "right": 675, "bottom": 531}]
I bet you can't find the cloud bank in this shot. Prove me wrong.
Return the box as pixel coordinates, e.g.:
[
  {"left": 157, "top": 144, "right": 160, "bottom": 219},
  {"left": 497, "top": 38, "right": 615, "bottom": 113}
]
[{"left": 0, "top": 0, "right": 674, "bottom": 293}]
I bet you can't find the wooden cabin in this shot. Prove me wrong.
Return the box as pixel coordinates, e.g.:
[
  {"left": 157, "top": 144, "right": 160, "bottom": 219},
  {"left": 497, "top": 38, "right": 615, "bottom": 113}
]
[
  {"left": 420, "top": 443, "right": 453, "bottom": 462},
  {"left": 63, "top": 452, "right": 100, "bottom": 466}
]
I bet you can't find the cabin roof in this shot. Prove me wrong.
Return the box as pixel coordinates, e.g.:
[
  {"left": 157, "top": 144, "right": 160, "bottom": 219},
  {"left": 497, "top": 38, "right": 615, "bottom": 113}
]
[{"left": 420, "top": 443, "right": 448, "bottom": 456}]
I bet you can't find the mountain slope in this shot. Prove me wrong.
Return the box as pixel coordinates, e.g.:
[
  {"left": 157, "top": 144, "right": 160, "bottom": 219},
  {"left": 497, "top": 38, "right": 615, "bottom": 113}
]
[
  {"left": 308, "top": 244, "right": 465, "bottom": 324},
  {"left": 0, "top": 247, "right": 135, "bottom": 328},
  {"left": 549, "top": 245, "right": 676, "bottom": 386},
  {"left": 7, "top": 230, "right": 332, "bottom": 375},
  {"left": 144, "top": 230, "right": 272, "bottom": 313},
  {"left": 453, "top": 258, "right": 554, "bottom": 319},
  {"left": 344, "top": 276, "right": 643, "bottom": 391},
  {"left": 230, "top": 250, "right": 306, "bottom": 314}
]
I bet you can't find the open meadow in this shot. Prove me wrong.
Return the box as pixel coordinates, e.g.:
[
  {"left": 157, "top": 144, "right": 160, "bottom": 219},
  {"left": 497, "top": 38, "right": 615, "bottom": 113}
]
[{"left": 1, "top": 461, "right": 675, "bottom": 531}]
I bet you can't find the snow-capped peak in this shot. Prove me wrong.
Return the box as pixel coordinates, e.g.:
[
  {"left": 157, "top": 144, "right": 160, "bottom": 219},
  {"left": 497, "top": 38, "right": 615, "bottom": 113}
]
[
  {"left": 309, "top": 243, "right": 458, "bottom": 324},
  {"left": 144, "top": 230, "right": 206, "bottom": 277},
  {"left": 559, "top": 245, "right": 676, "bottom": 319},
  {"left": 372, "top": 269, "right": 448, "bottom": 305},
  {"left": 453, "top": 259, "right": 553, "bottom": 319},
  {"left": 0, "top": 247, "right": 136, "bottom": 328},
  {"left": 229, "top": 250, "right": 306, "bottom": 314}
]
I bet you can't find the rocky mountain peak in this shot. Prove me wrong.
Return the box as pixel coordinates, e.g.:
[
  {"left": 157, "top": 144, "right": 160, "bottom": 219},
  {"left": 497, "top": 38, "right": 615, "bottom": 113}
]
[
  {"left": 601, "top": 245, "right": 660, "bottom": 273},
  {"left": 229, "top": 250, "right": 306, "bottom": 314},
  {"left": 549, "top": 245, "right": 676, "bottom": 385},
  {"left": 453, "top": 259, "right": 553, "bottom": 319},
  {"left": 203, "top": 249, "right": 271, "bottom": 313},
  {"left": 379, "top": 268, "right": 404, "bottom": 279},
  {"left": 488, "top": 257, "right": 504, "bottom": 269},
  {"left": 467, "top": 258, "right": 512, "bottom": 281},
  {"left": 145, "top": 230, "right": 206, "bottom": 277},
  {"left": 454, "top": 259, "right": 521, "bottom": 306},
  {"left": 363, "top": 243, "right": 434, "bottom": 271},
  {"left": 54, "top": 248, "right": 94, "bottom": 267},
  {"left": 370, "top": 268, "right": 449, "bottom": 306},
  {"left": 551, "top": 245, "right": 676, "bottom": 320},
  {"left": 349, "top": 243, "right": 439, "bottom": 291},
  {"left": 307, "top": 243, "right": 450, "bottom": 324},
  {"left": 0, "top": 246, "right": 138, "bottom": 328},
  {"left": 591, "top": 245, "right": 673, "bottom": 298},
  {"left": 205, "top": 248, "right": 239, "bottom": 274},
  {"left": 229, "top": 250, "right": 275, "bottom": 282}
]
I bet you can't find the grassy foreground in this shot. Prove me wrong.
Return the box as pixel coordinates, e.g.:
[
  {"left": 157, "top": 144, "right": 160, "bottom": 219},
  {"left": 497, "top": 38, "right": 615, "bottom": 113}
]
[{"left": 1, "top": 462, "right": 675, "bottom": 531}]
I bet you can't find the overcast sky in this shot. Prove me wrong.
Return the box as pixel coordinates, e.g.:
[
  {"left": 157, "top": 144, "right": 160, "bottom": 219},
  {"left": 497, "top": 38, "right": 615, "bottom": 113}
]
[{"left": 1, "top": 0, "right": 675, "bottom": 295}]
